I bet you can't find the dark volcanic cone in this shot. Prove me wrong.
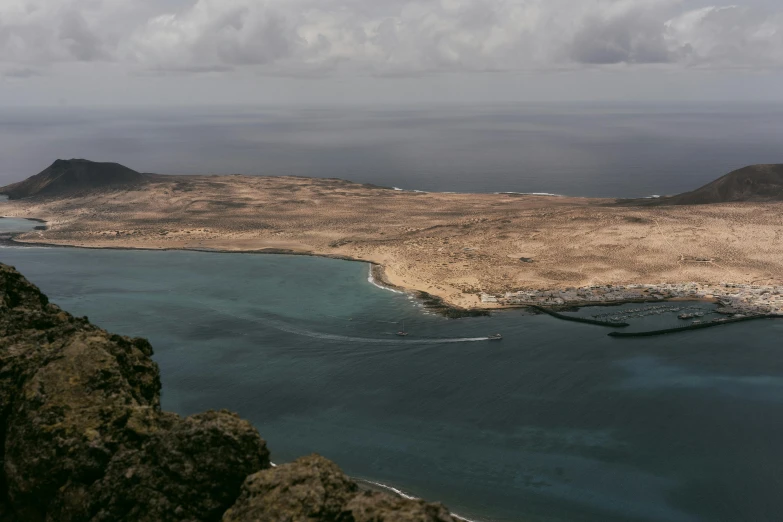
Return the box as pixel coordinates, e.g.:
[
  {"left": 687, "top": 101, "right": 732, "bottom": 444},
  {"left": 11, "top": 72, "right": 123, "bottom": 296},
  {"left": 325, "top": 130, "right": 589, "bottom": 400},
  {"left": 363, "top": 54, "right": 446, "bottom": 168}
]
[
  {"left": 0, "top": 159, "right": 149, "bottom": 200},
  {"left": 621, "top": 164, "right": 783, "bottom": 206}
]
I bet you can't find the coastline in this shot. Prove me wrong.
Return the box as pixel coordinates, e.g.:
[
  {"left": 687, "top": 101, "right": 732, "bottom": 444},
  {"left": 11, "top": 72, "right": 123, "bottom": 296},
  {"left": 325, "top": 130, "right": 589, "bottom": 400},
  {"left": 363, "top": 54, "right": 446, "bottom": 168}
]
[
  {"left": 4, "top": 233, "right": 781, "bottom": 322},
  {"left": 2, "top": 177, "right": 782, "bottom": 320}
]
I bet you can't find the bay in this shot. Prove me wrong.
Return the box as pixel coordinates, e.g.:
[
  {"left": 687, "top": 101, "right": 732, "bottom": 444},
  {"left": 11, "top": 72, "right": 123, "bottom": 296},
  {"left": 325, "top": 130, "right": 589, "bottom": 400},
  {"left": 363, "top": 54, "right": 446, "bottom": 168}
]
[{"left": 1, "top": 245, "right": 782, "bottom": 522}]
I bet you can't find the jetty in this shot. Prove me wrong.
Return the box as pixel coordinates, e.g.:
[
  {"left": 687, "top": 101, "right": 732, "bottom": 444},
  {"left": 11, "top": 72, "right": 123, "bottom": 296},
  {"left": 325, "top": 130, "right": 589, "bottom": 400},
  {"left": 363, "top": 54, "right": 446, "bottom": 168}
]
[{"left": 608, "top": 314, "right": 782, "bottom": 337}]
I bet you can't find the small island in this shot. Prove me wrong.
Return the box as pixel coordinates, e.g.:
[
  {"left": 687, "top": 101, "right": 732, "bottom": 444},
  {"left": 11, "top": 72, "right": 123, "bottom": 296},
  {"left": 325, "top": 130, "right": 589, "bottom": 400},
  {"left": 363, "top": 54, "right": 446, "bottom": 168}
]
[{"left": 2, "top": 159, "right": 783, "bottom": 317}]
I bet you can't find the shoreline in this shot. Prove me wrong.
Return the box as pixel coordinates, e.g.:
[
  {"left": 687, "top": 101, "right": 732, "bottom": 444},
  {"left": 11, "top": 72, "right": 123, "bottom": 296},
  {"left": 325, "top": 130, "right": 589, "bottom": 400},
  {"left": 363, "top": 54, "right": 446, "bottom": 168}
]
[
  {"left": 2, "top": 199, "right": 782, "bottom": 320},
  {"left": 354, "top": 478, "right": 478, "bottom": 522},
  {"left": 0, "top": 233, "right": 776, "bottom": 320}
]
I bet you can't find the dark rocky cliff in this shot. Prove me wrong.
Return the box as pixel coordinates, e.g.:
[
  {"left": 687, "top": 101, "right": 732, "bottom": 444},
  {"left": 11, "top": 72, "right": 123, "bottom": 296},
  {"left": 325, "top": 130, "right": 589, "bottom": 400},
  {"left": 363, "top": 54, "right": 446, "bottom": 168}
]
[{"left": 0, "top": 263, "right": 456, "bottom": 521}]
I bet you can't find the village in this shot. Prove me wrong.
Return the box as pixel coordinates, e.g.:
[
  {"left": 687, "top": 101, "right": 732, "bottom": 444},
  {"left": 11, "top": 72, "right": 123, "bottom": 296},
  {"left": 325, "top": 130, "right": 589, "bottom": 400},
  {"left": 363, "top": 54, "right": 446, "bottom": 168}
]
[{"left": 481, "top": 282, "right": 783, "bottom": 317}]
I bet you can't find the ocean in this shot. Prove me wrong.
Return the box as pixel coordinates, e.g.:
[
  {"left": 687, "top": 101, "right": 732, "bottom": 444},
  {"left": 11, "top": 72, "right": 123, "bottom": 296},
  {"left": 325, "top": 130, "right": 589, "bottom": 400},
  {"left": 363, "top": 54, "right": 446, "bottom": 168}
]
[
  {"left": 1, "top": 239, "right": 782, "bottom": 522},
  {"left": 1, "top": 103, "right": 782, "bottom": 197}
]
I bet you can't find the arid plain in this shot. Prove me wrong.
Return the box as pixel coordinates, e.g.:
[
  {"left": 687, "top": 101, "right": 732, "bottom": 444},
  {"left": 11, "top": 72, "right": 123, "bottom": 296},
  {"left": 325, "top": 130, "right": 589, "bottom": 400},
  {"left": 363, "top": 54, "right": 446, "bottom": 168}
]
[{"left": 3, "top": 173, "right": 783, "bottom": 309}]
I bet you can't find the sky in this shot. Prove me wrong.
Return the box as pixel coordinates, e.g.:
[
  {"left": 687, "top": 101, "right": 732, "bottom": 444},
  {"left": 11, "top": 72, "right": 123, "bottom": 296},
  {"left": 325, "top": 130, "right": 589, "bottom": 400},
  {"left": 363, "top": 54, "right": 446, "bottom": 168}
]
[{"left": 1, "top": 0, "right": 782, "bottom": 106}]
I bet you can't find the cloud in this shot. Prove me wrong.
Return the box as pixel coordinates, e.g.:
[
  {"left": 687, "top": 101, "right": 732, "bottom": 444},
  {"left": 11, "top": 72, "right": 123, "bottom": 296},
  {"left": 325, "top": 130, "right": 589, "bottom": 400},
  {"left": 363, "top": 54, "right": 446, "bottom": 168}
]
[
  {"left": 567, "top": 1, "right": 677, "bottom": 64},
  {"left": 0, "top": 0, "right": 109, "bottom": 64},
  {"left": 665, "top": 5, "right": 783, "bottom": 68},
  {"left": 1, "top": 0, "right": 783, "bottom": 76}
]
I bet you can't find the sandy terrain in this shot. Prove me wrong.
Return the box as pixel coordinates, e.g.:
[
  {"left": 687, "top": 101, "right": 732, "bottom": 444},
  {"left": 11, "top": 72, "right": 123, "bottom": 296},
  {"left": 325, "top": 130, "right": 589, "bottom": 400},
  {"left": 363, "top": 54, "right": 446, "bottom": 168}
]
[{"left": 3, "top": 174, "right": 783, "bottom": 309}]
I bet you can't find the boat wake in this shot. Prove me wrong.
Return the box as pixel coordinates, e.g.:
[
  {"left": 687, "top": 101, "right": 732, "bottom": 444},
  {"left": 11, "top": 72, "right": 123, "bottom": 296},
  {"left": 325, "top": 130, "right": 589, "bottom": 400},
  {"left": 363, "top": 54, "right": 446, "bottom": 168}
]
[
  {"left": 260, "top": 316, "right": 490, "bottom": 344},
  {"left": 196, "top": 299, "right": 490, "bottom": 344}
]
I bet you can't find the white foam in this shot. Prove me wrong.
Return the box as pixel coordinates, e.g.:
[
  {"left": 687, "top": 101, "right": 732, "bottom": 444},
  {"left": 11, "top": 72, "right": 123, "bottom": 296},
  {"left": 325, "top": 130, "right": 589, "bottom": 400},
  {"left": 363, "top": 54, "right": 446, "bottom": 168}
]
[
  {"left": 495, "top": 191, "right": 563, "bottom": 197},
  {"left": 367, "top": 264, "right": 404, "bottom": 294},
  {"left": 390, "top": 187, "right": 428, "bottom": 193},
  {"left": 362, "top": 480, "right": 482, "bottom": 522}
]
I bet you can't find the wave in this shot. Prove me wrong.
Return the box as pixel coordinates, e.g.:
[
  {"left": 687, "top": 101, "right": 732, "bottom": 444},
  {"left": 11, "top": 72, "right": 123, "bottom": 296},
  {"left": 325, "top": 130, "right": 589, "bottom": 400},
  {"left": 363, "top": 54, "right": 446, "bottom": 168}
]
[
  {"left": 494, "top": 191, "right": 563, "bottom": 197},
  {"left": 367, "top": 264, "right": 404, "bottom": 294},
  {"left": 390, "top": 187, "right": 428, "bottom": 193},
  {"left": 359, "top": 479, "right": 481, "bottom": 522}
]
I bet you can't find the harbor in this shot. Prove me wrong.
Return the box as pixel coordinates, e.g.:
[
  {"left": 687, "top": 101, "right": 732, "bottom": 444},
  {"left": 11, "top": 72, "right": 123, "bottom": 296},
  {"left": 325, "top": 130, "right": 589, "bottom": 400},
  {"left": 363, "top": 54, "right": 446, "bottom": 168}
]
[{"left": 482, "top": 282, "right": 783, "bottom": 318}]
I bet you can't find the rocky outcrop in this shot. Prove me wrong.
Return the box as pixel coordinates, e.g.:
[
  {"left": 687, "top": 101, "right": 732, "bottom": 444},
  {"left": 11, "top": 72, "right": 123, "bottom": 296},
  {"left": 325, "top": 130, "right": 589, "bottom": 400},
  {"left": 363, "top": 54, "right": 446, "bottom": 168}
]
[
  {"left": 0, "top": 263, "right": 457, "bottom": 521},
  {"left": 224, "top": 455, "right": 456, "bottom": 522}
]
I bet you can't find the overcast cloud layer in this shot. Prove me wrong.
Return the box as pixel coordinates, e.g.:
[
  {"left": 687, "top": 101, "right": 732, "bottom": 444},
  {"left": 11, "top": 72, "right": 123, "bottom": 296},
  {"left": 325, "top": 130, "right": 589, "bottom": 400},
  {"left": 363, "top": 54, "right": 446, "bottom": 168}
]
[{"left": 1, "top": 0, "right": 782, "bottom": 78}]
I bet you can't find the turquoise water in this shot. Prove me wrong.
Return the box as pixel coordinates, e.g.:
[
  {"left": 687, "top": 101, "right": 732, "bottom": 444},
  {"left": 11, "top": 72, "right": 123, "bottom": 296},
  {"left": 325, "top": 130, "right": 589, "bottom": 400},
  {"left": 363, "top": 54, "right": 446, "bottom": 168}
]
[
  {"left": 0, "top": 217, "right": 40, "bottom": 234},
  {"left": 2, "top": 246, "right": 783, "bottom": 522}
]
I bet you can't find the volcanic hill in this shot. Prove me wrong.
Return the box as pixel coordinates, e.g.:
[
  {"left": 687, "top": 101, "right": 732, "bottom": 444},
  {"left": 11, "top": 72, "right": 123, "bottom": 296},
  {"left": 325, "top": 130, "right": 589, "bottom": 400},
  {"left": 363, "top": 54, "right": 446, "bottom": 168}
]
[
  {"left": 0, "top": 159, "right": 149, "bottom": 200},
  {"left": 628, "top": 164, "right": 783, "bottom": 205}
]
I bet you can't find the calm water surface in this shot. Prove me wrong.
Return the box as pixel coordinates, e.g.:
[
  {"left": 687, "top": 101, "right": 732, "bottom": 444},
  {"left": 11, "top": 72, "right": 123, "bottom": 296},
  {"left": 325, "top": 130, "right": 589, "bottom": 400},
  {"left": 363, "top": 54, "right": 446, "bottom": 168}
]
[
  {"left": 1, "top": 246, "right": 782, "bottom": 522},
  {"left": 1, "top": 103, "right": 782, "bottom": 197}
]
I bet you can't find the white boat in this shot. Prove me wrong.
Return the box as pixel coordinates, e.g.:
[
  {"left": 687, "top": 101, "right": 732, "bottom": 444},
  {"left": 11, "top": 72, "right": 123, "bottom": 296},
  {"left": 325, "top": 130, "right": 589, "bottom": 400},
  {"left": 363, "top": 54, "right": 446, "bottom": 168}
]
[
  {"left": 396, "top": 320, "right": 408, "bottom": 337},
  {"left": 488, "top": 334, "right": 503, "bottom": 341}
]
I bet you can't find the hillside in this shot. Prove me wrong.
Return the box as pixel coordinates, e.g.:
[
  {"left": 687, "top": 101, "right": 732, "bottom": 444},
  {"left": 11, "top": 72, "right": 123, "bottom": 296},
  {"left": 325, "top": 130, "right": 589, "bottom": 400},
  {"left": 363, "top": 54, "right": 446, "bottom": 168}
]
[
  {"left": 628, "top": 164, "right": 783, "bottom": 206},
  {"left": 0, "top": 263, "right": 456, "bottom": 521},
  {"left": 0, "top": 159, "right": 149, "bottom": 200}
]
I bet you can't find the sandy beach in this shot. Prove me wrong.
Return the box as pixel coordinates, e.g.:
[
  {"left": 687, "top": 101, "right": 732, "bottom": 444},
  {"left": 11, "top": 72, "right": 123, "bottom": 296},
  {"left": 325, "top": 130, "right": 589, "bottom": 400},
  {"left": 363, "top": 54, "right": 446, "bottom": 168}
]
[{"left": 2, "top": 174, "right": 783, "bottom": 312}]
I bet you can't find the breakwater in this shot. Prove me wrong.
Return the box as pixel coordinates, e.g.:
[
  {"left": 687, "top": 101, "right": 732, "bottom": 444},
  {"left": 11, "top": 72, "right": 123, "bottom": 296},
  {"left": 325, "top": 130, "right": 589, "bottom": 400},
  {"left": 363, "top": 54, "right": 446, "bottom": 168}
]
[
  {"left": 608, "top": 315, "right": 782, "bottom": 337},
  {"left": 529, "top": 305, "right": 629, "bottom": 327}
]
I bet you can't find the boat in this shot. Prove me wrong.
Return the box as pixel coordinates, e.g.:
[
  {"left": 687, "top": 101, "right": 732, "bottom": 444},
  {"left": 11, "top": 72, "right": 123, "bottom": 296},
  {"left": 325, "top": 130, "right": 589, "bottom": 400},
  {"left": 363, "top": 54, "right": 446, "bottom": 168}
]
[
  {"left": 488, "top": 334, "right": 503, "bottom": 341},
  {"left": 396, "top": 320, "right": 408, "bottom": 337},
  {"left": 678, "top": 313, "right": 695, "bottom": 320}
]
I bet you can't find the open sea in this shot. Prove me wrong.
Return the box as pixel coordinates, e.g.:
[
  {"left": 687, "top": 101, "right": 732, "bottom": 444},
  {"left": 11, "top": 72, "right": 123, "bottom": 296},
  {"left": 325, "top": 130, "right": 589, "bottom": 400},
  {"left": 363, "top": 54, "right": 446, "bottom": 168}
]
[
  {"left": 1, "top": 103, "right": 783, "bottom": 197},
  {"left": 2, "top": 105, "right": 783, "bottom": 521}
]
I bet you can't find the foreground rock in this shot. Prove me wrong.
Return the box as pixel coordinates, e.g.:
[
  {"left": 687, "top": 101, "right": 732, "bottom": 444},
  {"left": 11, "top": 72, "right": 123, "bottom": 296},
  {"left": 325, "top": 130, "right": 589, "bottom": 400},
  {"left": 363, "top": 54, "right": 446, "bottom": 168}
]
[
  {"left": 224, "top": 455, "right": 456, "bottom": 522},
  {"left": 0, "top": 263, "right": 456, "bottom": 521}
]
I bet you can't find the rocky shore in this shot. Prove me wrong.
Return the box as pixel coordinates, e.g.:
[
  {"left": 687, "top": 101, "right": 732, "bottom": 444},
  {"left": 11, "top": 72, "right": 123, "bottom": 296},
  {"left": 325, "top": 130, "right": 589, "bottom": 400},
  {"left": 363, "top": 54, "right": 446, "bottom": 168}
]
[
  {"left": 0, "top": 263, "right": 457, "bottom": 522},
  {"left": 482, "top": 282, "right": 783, "bottom": 317}
]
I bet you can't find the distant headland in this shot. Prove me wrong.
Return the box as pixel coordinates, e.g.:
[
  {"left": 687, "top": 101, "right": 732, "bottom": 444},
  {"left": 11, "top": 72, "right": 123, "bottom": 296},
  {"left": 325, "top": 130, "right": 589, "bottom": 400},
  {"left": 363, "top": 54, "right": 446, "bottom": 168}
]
[{"left": 2, "top": 159, "right": 783, "bottom": 316}]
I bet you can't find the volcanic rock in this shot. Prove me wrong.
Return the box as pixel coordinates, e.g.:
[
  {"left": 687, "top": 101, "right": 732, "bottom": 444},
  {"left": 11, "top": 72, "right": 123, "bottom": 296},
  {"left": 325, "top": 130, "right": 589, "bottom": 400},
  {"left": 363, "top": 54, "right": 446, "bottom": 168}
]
[
  {"left": 625, "top": 164, "right": 783, "bottom": 205},
  {"left": 0, "top": 159, "right": 149, "bottom": 200},
  {"left": 0, "top": 263, "right": 457, "bottom": 521}
]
